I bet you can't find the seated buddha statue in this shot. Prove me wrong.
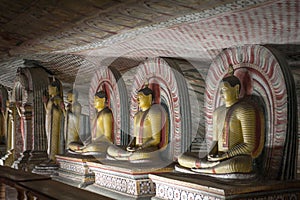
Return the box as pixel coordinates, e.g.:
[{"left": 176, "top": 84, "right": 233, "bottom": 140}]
[
  {"left": 178, "top": 66, "right": 265, "bottom": 174},
  {"left": 69, "top": 90, "right": 113, "bottom": 154},
  {"left": 62, "top": 89, "right": 82, "bottom": 150},
  {"left": 107, "top": 85, "right": 168, "bottom": 161}
]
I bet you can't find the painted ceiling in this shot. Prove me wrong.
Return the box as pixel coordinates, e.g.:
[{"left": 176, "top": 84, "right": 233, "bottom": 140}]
[{"left": 0, "top": 0, "right": 299, "bottom": 92}]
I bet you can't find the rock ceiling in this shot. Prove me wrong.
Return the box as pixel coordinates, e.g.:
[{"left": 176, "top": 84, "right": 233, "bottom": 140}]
[{"left": 0, "top": 0, "right": 299, "bottom": 91}]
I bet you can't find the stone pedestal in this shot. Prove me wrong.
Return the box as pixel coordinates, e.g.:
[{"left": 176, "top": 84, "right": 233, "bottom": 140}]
[
  {"left": 85, "top": 160, "right": 174, "bottom": 198},
  {"left": 27, "top": 151, "right": 48, "bottom": 170},
  {"left": 52, "top": 154, "right": 98, "bottom": 188},
  {"left": 31, "top": 161, "right": 59, "bottom": 176},
  {"left": 149, "top": 172, "right": 300, "bottom": 200}
]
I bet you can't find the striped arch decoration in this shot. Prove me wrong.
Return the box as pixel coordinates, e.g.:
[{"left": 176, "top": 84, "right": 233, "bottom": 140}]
[
  {"left": 89, "top": 66, "right": 129, "bottom": 145},
  {"left": 205, "top": 45, "right": 296, "bottom": 180},
  {"left": 130, "top": 57, "right": 191, "bottom": 160}
]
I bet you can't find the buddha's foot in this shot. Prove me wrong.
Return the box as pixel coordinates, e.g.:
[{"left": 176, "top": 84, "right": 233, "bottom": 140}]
[
  {"left": 67, "top": 148, "right": 82, "bottom": 154},
  {"left": 195, "top": 161, "right": 220, "bottom": 168},
  {"left": 113, "top": 156, "right": 132, "bottom": 161},
  {"left": 191, "top": 167, "right": 215, "bottom": 174}
]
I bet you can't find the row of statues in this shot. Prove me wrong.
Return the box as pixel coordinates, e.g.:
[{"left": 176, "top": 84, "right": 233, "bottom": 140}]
[
  {"left": 44, "top": 80, "right": 167, "bottom": 163},
  {"left": 40, "top": 64, "right": 265, "bottom": 175}
]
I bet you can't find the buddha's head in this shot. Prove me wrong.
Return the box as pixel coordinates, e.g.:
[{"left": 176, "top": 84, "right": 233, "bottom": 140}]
[
  {"left": 67, "top": 89, "right": 78, "bottom": 103},
  {"left": 48, "top": 79, "right": 60, "bottom": 97},
  {"left": 94, "top": 90, "right": 107, "bottom": 111},
  {"left": 137, "top": 86, "right": 153, "bottom": 111},
  {"left": 220, "top": 65, "right": 241, "bottom": 106}
]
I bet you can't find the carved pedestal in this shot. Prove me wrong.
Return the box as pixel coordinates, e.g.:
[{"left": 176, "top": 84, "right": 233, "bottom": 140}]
[
  {"left": 27, "top": 151, "right": 48, "bottom": 170},
  {"left": 31, "top": 162, "right": 59, "bottom": 176},
  {"left": 53, "top": 154, "right": 98, "bottom": 188},
  {"left": 150, "top": 173, "right": 300, "bottom": 200},
  {"left": 85, "top": 160, "right": 174, "bottom": 198}
]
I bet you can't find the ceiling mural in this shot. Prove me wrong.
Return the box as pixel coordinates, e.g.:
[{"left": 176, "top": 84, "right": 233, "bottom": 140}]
[{"left": 0, "top": 0, "right": 299, "bottom": 93}]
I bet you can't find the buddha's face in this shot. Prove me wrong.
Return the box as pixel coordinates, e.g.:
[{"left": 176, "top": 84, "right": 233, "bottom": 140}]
[
  {"left": 137, "top": 92, "right": 152, "bottom": 109},
  {"left": 220, "top": 82, "right": 238, "bottom": 102},
  {"left": 94, "top": 96, "right": 105, "bottom": 111},
  {"left": 67, "top": 93, "right": 74, "bottom": 103},
  {"left": 48, "top": 85, "right": 58, "bottom": 96}
]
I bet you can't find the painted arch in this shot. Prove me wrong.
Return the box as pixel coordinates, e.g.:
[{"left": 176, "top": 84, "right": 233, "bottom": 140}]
[{"left": 205, "top": 45, "right": 297, "bottom": 180}]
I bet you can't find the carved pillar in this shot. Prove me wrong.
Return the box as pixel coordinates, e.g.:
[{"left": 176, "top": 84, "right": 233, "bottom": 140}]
[
  {"left": 12, "top": 60, "right": 50, "bottom": 170},
  {"left": 13, "top": 103, "right": 33, "bottom": 170},
  {"left": 27, "top": 65, "right": 49, "bottom": 168},
  {"left": 12, "top": 103, "right": 31, "bottom": 170},
  {"left": 20, "top": 104, "right": 33, "bottom": 151}
]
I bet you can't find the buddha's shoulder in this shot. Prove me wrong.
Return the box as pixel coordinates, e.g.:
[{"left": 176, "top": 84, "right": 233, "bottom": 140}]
[
  {"left": 233, "top": 98, "right": 264, "bottom": 114},
  {"left": 236, "top": 98, "right": 259, "bottom": 108},
  {"left": 149, "top": 104, "right": 166, "bottom": 114}
]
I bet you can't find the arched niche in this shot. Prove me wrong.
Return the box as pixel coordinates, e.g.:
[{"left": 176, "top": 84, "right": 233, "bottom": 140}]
[
  {"left": 205, "top": 45, "right": 297, "bottom": 180},
  {"left": 89, "top": 66, "right": 129, "bottom": 145},
  {"left": 130, "top": 57, "right": 192, "bottom": 160},
  {"left": 11, "top": 61, "right": 50, "bottom": 169}
]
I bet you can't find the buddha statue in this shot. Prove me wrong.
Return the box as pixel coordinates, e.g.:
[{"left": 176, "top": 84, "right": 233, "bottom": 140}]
[
  {"left": 107, "top": 85, "right": 168, "bottom": 161},
  {"left": 43, "top": 79, "right": 64, "bottom": 161},
  {"left": 68, "top": 90, "right": 113, "bottom": 154},
  {"left": 62, "top": 89, "right": 82, "bottom": 150},
  {"left": 178, "top": 66, "right": 265, "bottom": 174}
]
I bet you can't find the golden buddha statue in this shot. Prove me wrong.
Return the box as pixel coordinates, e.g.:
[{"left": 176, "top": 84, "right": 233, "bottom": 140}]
[
  {"left": 44, "top": 79, "right": 64, "bottom": 161},
  {"left": 178, "top": 66, "right": 265, "bottom": 174},
  {"left": 69, "top": 90, "right": 113, "bottom": 154},
  {"left": 62, "top": 89, "right": 82, "bottom": 150},
  {"left": 107, "top": 85, "right": 167, "bottom": 161}
]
